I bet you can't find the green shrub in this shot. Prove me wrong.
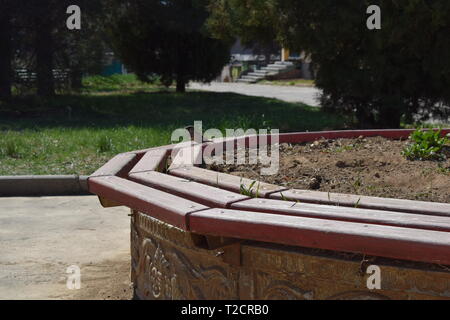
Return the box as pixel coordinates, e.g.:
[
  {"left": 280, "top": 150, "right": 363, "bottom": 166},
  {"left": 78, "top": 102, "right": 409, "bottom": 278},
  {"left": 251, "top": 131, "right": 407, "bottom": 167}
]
[{"left": 402, "top": 129, "right": 448, "bottom": 161}]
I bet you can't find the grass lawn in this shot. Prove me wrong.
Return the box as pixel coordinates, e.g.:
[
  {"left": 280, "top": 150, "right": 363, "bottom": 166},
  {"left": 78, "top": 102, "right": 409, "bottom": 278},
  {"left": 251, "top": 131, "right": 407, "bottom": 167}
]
[
  {"left": 0, "top": 75, "right": 347, "bottom": 176},
  {"left": 259, "top": 79, "right": 316, "bottom": 87}
]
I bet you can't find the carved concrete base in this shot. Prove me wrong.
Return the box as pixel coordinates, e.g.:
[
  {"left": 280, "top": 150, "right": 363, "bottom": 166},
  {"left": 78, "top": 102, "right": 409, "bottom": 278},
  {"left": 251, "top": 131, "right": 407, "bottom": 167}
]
[{"left": 131, "top": 210, "right": 450, "bottom": 300}]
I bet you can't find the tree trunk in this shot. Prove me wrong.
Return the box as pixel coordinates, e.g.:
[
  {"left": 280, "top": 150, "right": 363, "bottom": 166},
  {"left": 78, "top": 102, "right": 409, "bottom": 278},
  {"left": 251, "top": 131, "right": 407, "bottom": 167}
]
[
  {"left": 264, "top": 50, "right": 271, "bottom": 66},
  {"left": 176, "top": 77, "right": 186, "bottom": 93},
  {"left": 355, "top": 105, "right": 376, "bottom": 129},
  {"left": 378, "top": 107, "right": 402, "bottom": 128},
  {"left": 0, "top": 9, "right": 12, "bottom": 101},
  {"left": 70, "top": 69, "right": 83, "bottom": 91},
  {"left": 36, "top": 21, "right": 54, "bottom": 97}
]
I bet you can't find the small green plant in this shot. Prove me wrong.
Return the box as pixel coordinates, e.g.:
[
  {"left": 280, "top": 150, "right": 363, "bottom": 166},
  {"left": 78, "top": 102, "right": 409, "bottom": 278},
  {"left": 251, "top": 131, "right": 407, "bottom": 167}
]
[
  {"left": 352, "top": 176, "right": 363, "bottom": 193},
  {"left": 279, "top": 192, "right": 301, "bottom": 207},
  {"left": 240, "top": 180, "right": 260, "bottom": 198},
  {"left": 280, "top": 192, "right": 289, "bottom": 201},
  {"left": 402, "top": 129, "right": 448, "bottom": 161},
  {"left": 97, "top": 136, "right": 114, "bottom": 153},
  {"left": 437, "top": 165, "right": 450, "bottom": 174}
]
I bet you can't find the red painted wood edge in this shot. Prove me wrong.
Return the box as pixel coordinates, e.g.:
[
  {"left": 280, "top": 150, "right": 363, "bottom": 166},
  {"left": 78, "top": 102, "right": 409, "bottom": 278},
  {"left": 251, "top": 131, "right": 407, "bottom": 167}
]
[
  {"left": 270, "top": 190, "right": 450, "bottom": 217},
  {"left": 90, "top": 153, "right": 139, "bottom": 178},
  {"left": 208, "top": 129, "right": 450, "bottom": 149},
  {"left": 278, "top": 129, "right": 450, "bottom": 144},
  {"left": 124, "top": 143, "right": 177, "bottom": 157},
  {"left": 125, "top": 129, "right": 450, "bottom": 157},
  {"left": 231, "top": 198, "right": 450, "bottom": 232},
  {"left": 129, "top": 171, "right": 249, "bottom": 208},
  {"left": 88, "top": 176, "right": 208, "bottom": 230},
  {"left": 189, "top": 209, "right": 450, "bottom": 265},
  {"left": 207, "top": 135, "right": 260, "bottom": 153},
  {"left": 127, "top": 139, "right": 207, "bottom": 156},
  {"left": 129, "top": 149, "right": 169, "bottom": 175},
  {"left": 169, "top": 166, "right": 287, "bottom": 198},
  {"left": 168, "top": 145, "right": 203, "bottom": 171}
]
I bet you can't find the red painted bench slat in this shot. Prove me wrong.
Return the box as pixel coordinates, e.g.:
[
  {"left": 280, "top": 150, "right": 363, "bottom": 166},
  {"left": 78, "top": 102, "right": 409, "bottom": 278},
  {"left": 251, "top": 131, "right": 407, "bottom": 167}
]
[
  {"left": 270, "top": 190, "right": 450, "bottom": 217},
  {"left": 129, "top": 149, "right": 168, "bottom": 174},
  {"left": 129, "top": 171, "right": 250, "bottom": 208},
  {"left": 231, "top": 198, "right": 450, "bottom": 232},
  {"left": 189, "top": 209, "right": 450, "bottom": 265},
  {"left": 88, "top": 176, "right": 208, "bottom": 230},
  {"left": 169, "top": 145, "right": 203, "bottom": 170},
  {"left": 169, "top": 166, "right": 287, "bottom": 198},
  {"left": 90, "top": 153, "right": 138, "bottom": 178}
]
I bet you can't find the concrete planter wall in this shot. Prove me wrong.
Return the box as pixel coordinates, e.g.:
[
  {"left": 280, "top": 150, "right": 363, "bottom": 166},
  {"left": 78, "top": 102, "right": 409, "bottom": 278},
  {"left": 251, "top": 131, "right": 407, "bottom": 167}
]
[{"left": 88, "top": 129, "right": 450, "bottom": 300}]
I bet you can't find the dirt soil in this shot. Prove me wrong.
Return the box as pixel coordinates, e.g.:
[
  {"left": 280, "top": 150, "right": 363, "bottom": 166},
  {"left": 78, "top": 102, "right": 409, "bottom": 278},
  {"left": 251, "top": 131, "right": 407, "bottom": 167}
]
[
  {"left": 208, "top": 136, "right": 450, "bottom": 203},
  {"left": 66, "top": 256, "right": 133, "bottom": 300}
]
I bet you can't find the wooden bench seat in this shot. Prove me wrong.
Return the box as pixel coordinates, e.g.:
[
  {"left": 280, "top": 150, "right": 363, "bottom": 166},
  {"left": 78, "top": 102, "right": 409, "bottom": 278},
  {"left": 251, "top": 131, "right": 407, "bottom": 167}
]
[
  {"left": 128, "top": 149, "right": 168, "bottom": 174},
  {"left": 89, "top": 176, "right": 208, "bottom": 229},
  {"left": 129, "top": 171, "right": 249, "bottom": 208},
  {"left": 270, "top": 190, "right": 450, "bottom": 217},
  {"left": 169, "top": 166, "right": 287, "bottom": 198},
  {"left": 231, "top": 198, "right": 450, "bottom": 232},
  {"left": 189, "top": 208, "right": 450, "bottom": 265}
]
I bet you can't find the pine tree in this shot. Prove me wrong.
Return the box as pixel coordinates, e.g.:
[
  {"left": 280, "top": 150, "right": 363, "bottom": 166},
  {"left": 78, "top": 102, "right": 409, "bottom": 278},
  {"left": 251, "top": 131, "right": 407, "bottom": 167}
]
[{"left": 107, "top": 0, "right": 232, "bottom": 93}]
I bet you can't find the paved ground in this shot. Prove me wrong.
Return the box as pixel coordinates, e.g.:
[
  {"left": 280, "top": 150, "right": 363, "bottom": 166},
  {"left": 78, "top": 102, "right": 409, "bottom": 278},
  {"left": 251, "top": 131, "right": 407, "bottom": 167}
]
[
  {"left": 189, "top": 82, "right": 322, "bottom": 106},
  {"left": 0, "top": 196, "right": 132, "bottom": 300}
]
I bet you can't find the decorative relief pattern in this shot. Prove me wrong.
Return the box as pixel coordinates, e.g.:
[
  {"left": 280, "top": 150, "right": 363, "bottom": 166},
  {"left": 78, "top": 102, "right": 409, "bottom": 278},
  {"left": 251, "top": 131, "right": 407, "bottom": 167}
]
[
  {"left": 256, "top": 271, "right": 314, "bottom": 300},
  {"left": 133, "top": 214, "right": 238, "bottom": 299},
  {"left": 169, "top": 248, "right": 239, "bottom": 299},
  {"left": 131, "top": 210, "right": 450, "bottom": 300},
  {"left": 135, "top": 238, "right": 177, "bottom": 299}
]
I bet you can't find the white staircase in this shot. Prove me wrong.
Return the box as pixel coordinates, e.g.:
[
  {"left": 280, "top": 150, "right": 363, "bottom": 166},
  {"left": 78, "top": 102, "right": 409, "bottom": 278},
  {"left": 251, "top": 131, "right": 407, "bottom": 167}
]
[{"left": 236, "top": 61, "right": 295, "bottom": 84}]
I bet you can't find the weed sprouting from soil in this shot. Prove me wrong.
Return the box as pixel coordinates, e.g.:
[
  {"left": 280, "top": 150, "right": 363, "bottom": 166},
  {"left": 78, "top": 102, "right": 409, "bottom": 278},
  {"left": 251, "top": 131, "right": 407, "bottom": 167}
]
[{"left": 402, "top": 129, "right": 449, "bottom": 161}]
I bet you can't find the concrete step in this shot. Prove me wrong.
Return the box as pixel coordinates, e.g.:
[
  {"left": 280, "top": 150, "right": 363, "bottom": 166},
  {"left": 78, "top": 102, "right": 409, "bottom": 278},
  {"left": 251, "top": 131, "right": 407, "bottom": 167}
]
[
  {"left": 252, "top": 70, "right": 269, "bottom": 75},
  {"left": 262, "top": 65, "right": 295, "bottom": 73},
  {"left": 247, "top": 72, "right": 267, "bottom": 78},
  {"left": 261, "top": 67, "right": 283, "bottom": 73},
  {"left": 237, "top": 61, "right": 295, "bottom": 83},
  {"left": 266, "top": 64, "right": 289, "bottom": 70},
  {"left": 274, "top": 61, "right": 294, "bottom": 66}
]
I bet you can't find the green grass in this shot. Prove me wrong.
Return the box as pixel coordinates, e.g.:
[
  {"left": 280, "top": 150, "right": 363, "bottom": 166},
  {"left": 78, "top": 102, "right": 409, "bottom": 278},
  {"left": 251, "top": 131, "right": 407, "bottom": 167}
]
[
  {"left": 81, "top": 74, "right": 162, "bottom": 93},
  {"left": 0, "top": 75, "right": 347, "bottom": 175}
]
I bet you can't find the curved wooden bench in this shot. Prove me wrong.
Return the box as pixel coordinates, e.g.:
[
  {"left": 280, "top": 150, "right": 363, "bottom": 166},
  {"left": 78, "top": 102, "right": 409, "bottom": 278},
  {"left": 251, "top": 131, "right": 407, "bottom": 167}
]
[{"left": 88, "top": 129, "right": 450, "bottom": 266}]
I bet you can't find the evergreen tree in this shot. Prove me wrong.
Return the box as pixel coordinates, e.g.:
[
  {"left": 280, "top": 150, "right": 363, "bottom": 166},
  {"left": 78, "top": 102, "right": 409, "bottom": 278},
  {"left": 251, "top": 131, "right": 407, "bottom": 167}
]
[
  {"left": 209, "top": 0, "right": 450, "bottom": 127},
  {"left": 57, "top": 0, "right": 107, "bottom": 90},
  {"left": 278, "top": 0, "right": 450, "bottom": 127},
  {"left": 207, "top": 0, "right": 280, "bottom": 64},
  {"left": 107, "top": 0, "right": 232, "bottom": 93}
]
